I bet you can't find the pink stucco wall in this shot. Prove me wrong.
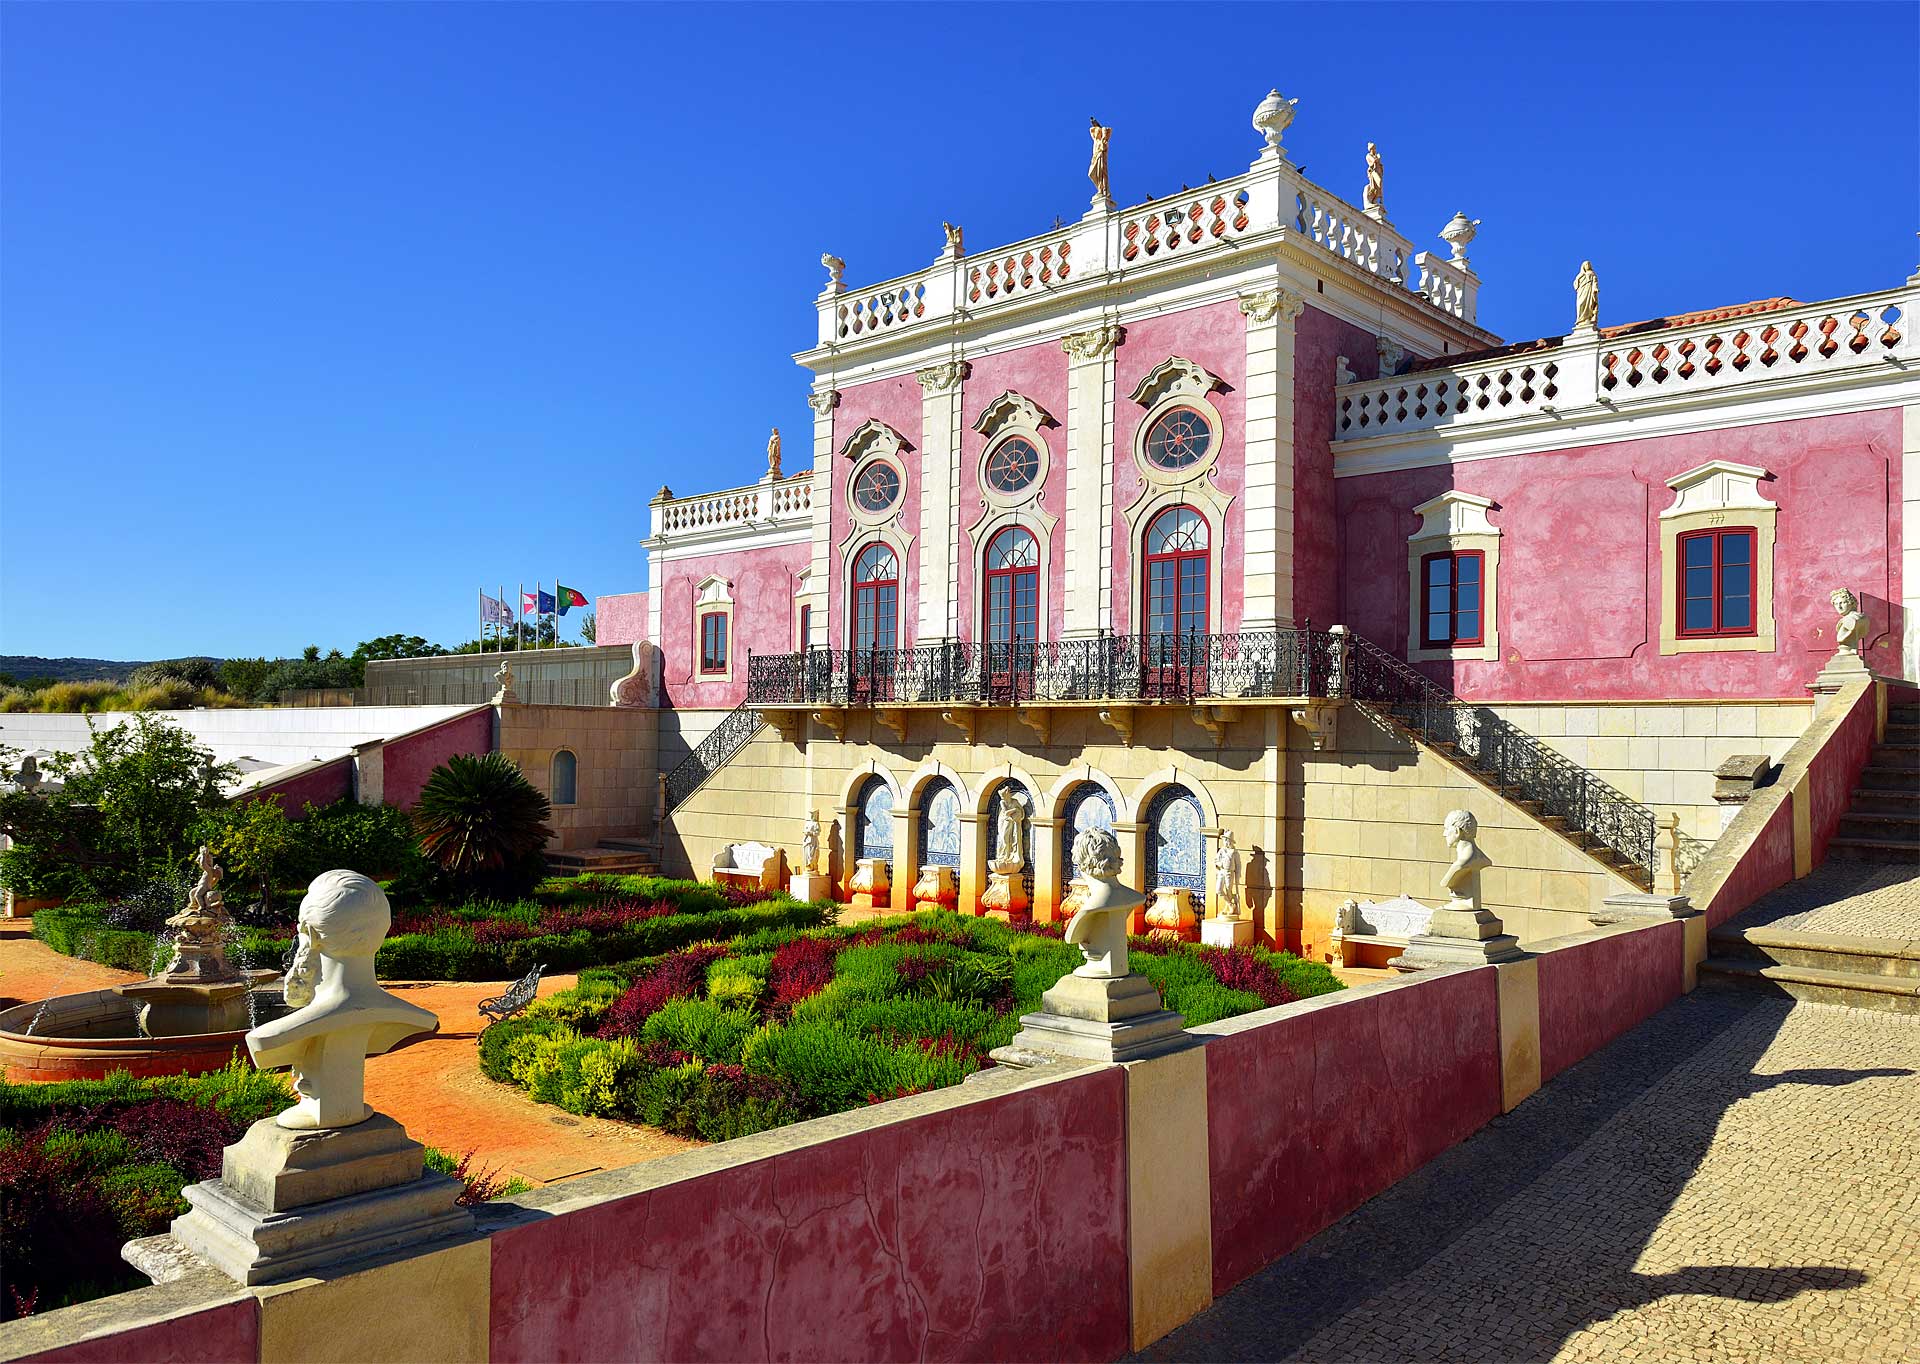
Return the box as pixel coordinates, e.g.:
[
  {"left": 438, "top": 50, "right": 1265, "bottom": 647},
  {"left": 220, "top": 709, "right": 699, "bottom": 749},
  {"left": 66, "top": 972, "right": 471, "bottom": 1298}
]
[
  {"left": 1295, "top": 305, "right": 1386, "bottom": 627},
  {"left": 827, "top": 374, "right": 925, "bottom": 652},
  {"left": 20, "top": 1299, "right": 259, "bottom": 1363},
  {"left": 382, "top": 706, "right": 495, "bottom": 809},
  {"left": 1336, "top": 408, "right": 1904, "bottom": 700},
  {"left": 955, "top": 340, "right": 1071, "bottom": 642},
  {"left": 487, "top": 1069, "right": 1130, "bottom": 1363},
  {"left": 1110, "top": 301, "right": 1249, "bottom": 634},
  {"left": 657, "top": 540, "right": 811, "bottom": 707},
  {"left": 1203, "top": 968, "right": 1503, "bottom": 1296},
  {"left": 239, "top": 757, "right": 353, "bottom": 815},
  {"left": 596, "top": 591, "right": 648, "bottom": 648},
  {"left": 1536, "top": 921, "right": 1685, "bottom": 1082}
]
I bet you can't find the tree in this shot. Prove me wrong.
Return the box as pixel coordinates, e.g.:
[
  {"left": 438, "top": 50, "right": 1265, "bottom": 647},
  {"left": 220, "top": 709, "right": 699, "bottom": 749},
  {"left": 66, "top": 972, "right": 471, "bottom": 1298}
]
[
  {"left": 301, "top": 645, "right": 321, "bottom": 663},
  {"left": 192, "top": 796, "right": 296, "bottom": 909},
  {"left": 218, "top": 657, "right": 275, "bottom": 700},
  {"left": 412, "top": 753, "right": 553, "bottom": 899},
  {"left": 577, "top": 612, "right": 597, "bottom": 645},
  {"left": 353, "top": 634, "right": 448, "bottom": 661}
]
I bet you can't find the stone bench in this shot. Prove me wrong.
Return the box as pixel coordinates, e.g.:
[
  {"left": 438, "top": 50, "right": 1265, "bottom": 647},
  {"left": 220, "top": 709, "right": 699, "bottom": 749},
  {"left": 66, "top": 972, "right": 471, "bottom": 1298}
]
[
  {"left": 1328, "top": 894, "right": 1433, "bottom": 967},
  {"left": 712, "top": 841, "right": 787, "bottom": 893}
]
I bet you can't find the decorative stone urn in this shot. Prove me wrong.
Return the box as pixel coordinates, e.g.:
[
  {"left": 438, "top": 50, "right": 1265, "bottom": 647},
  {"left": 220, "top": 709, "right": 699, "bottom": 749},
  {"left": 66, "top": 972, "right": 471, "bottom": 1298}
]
[
  {"left": 1144, "top": 886, "right": 1197, "bottom": 938},
  {"left": 912, "top": 864, "right": 958, "bottom": 908},
  {"left": 847, "top": 857, "right": 890, "bottom": 910}
]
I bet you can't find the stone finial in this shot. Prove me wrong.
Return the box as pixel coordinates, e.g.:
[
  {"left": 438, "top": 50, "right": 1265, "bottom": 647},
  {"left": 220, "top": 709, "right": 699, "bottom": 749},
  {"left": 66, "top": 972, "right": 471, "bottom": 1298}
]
[
  {"left": 1573, "top": 260, "right": 1600, "bottom": 333},
  {"left": 1439, "top": 212, "right": 1481, "bottom": 267},
  {"left": 1252, "top": 88, "right": 1299, "bottom": 161},
  {"left": 248, "top": 873, "right": 438, "bottom": 1130},
  {"left": 651, "top": 484, "right": 675, "bottom": 503},
  {"left": 820, "top": 252, "right": 845, "bottom": 294},
  {"left": 1087, "top": 118, "right": 1113, "bottom": 210}
]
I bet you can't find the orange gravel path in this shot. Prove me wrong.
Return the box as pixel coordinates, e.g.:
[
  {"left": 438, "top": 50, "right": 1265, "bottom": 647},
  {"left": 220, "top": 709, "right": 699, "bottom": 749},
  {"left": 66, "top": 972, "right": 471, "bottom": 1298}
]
[{"left": 0, "top": 918, "right": 694, "bottom": 1187}]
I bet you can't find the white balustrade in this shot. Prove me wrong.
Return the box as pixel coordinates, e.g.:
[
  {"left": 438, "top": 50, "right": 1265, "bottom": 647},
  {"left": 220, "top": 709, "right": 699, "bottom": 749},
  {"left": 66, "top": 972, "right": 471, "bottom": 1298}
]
[
  {"left": 1597, "top": 295, "right": 1908, "bottom": 398},
  {"left": 967, "top": 229, "right": 1075, "bottom": 303},
  {"left": 656, "top": 479, "right": 812, "bottom": 538},
  {"left": 1119, "top": 189, "right": 1253, "bottom": 262},
  {"left": 1338, "top": 353, "right": 1563, "bottom": 438}
]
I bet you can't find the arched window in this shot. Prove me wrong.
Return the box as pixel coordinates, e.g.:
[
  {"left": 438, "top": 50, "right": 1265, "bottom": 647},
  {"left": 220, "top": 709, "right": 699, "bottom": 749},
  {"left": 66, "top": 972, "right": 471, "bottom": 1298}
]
[
  {"left": 918, "top": 778, "right": 961, "bottom": 869},
  {"left": 1144, "top": 506, "right": 1209, "bottom": 641},
  {"left": 984, "top": 527, "right": 1039, "bottom": 645},
  {"left": 550, "top": 750, "right": 577, "bottom": 806},
  {"left": 1145, "top": 786, "right": 1205, "bottom": 892},
  {"left": 855, "top": 777, "right": 894, "bottom": 867},
  {"left": 1058, "top": 782, "right": 1117, "bottom": 898},
  {"left": 852, "top": 543, "right": 899, "bottom": 654}
]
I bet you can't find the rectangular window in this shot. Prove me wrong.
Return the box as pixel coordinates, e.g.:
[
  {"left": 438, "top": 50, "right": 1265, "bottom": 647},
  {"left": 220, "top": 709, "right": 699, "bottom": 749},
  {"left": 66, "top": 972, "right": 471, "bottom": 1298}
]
[
  {"left": 798, "top": 604, "right": 811, "bottom": 650},
  {"left": 1420, "top": 550, "right": 1485, "bottom": 648},
  {"left": 700, "top": 612, "right": 728, "bottom": 673},
  {"left": 1677, "top": 528, "right": 1757, "bottom": 638}
]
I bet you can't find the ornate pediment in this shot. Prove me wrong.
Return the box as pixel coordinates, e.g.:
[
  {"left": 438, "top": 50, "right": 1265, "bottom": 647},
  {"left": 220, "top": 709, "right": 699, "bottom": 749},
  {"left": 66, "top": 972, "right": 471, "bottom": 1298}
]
[
  {"left": 1409, "top": 491, "right": 1499, "bottom": 541},
  {"left": 971, "top": 389, "right": 1056, "bottom": 438},
  {"left": 1128, "top": 355, "right": 1226, "bottom": 409},
  {"left": 1660, "top": 460, "right": 1774, "bottom": 519},
  {"left": 694, "top": 575, "right": 734, "bottom": 606},
  {"left": 839, "top": 418, "right": 908, "bottom": 463}
]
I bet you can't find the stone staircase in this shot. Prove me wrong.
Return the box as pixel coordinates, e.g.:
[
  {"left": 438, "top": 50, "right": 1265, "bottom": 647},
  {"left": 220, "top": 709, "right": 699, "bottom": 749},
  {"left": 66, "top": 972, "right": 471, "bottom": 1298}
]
[
  {"left": 546, "top": 836, "right": 659, "bottom": 877},
  {"left": 1700, "top": 926, "right": 1920, "bottom": 1014},
  {"left": 1828, "top": 697, "right": 1920, "bottom": 862}
]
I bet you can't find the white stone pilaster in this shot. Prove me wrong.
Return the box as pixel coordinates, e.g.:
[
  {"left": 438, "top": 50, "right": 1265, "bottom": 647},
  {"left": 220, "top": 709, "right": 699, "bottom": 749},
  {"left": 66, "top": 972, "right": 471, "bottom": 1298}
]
[
  {"left": 916, "top": 360, "right": 968, "bottom": 644},
  {"left": 1237, "top": 288, "right": 1304, "bottom": 632},
  {"left": 1063, "top": 324, "right": 1123, "bottom": 638},
  {"left": 1904, "top": 402, "right": 1920, "bottom": 682},
  {"left": 806, "top": 388, "right": 838, "bottom": 647}
]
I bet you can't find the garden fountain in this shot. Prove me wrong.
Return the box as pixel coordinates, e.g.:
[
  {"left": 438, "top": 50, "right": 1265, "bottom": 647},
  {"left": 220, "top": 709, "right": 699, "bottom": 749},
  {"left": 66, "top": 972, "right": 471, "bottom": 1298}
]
[{"left": 0, "top": 847, "right": 287, "bottom": 1082}]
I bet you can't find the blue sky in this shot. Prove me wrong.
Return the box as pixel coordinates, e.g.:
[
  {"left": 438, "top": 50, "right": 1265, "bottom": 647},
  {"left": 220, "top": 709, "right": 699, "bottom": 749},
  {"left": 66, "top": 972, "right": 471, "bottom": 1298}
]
[{"left": 3, "top": 2, "right": 1913, "bottom": 661}]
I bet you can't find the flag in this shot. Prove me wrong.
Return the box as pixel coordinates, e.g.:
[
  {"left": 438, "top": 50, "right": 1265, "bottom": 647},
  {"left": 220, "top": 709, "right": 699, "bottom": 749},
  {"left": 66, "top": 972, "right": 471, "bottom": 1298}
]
[
  {"left": 522, "top": 589, "right": 556, "bottom": 616},
  {"left": 480, "top": 592, "right": 513, "bottom": 627},
  {"left": 556, "top": 584, "right": 588, "bottom": 615}
]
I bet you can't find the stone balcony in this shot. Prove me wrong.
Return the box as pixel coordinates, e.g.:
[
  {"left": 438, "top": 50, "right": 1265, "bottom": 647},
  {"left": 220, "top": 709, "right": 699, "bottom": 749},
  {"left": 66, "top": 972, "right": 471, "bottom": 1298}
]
[{"left": 646, "top": 471, "right": 813, "bottom": 548}]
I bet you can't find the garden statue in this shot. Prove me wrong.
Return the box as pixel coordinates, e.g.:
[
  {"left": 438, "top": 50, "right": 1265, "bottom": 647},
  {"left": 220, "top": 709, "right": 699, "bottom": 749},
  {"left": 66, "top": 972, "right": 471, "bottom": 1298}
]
[
  {"left": 993, "top": 790, "right": 1029, "bottom": 873},
  {"left": 1363, "top": 141, "right": 1384, "bottom": 213},
  {"left": 766, "top": 426, "right": 781, "bottom": 479},
  {"left": 1573, "top": 260, "right": 1600, "bottom": 331},
  {"left": 493, "top": 658, "right": 517, "bottom": 704},
  {"left": 1088, "top": 118, "right": 1113, "bottom": 207},
  {"left": 247, "top": 871, "right": 439, "bottom": 1130},
  {"left": 943, "top": 221, "right": 963, "bottom": 255},
  {"left": 1440, "top": 809, "right": 1492, "bottom": 913},
  {"left": 1063, "top": 827, "right": 1143, "bottom": 979},
  {"left": 1213, "top": 829, "right": 1241, "bottom": 919},
  {"left": 1831, "top": 588, "right": 1869, "bottom": 660},
  {"left": 158, "top": 845, "right": 238, "bottom": 984},
  {"left": 801, "top": 810, "right": 821, "bottom": 875},
  {"left": 820, "top": 252, "right": 845, "bottom": 291}
]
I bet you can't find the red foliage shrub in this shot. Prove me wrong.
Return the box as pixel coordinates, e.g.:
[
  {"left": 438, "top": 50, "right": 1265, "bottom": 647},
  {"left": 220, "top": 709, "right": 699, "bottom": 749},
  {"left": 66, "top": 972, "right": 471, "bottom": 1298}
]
[
  {"left": 1198, "top": 945, "right": 1297, "bottom": 1010},
  {"left": 916, "top": 1032, "right": 989, "bottom": 1067},
  {"left": 893, "top": 955, "right": 942, "bottom": 988},
  {"left": 595, "top": 945, "right": 731, "bottom": 1039},
  {"left": 109, "top": 1100, "right": 237, "bottom": 1181},
  {"left": 439, "top": 1149, "right": 517, "bottom": 1207},
  {"left": 0, "top": 1130, "right": 133, "bottom": 1323},
  {"left": 765, "top": 936, "right": 841, "bottom": 1017},
  {"left": 700, "top": 1063, "right": 795, "bottom": 1108}
]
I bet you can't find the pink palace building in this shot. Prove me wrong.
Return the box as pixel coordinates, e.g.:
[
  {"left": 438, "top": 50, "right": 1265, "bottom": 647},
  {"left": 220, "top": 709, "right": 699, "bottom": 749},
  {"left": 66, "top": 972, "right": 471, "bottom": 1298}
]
[{"left": 597, "top": 89, "right": 1916, "bottom": 958}]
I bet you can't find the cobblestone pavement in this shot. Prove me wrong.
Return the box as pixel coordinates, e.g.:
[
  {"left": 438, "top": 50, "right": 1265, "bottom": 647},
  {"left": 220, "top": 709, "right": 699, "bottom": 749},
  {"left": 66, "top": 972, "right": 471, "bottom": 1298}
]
[
  {"left": 1140, "top": 992, "right": 1920, "bottom": 1364},
  {"left": 1724, "top": 859, "right": 1918, "bottom": 939}
]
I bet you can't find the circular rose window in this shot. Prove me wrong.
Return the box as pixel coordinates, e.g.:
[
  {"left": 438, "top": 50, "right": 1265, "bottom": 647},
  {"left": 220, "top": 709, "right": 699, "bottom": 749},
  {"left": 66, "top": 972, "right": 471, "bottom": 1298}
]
[
  {"left": 853, "top": 461, "right": 902, "bottom": 514},
  {"left": 984, "top": 437, "right": 1041, "bottom": 495},
  {"left": 1144, "top": 407, "right": 1213, "bottom": 471}
]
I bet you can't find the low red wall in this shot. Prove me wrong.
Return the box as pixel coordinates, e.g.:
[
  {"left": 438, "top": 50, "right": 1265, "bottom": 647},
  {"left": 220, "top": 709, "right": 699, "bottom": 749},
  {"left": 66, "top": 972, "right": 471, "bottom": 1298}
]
[
  {"left": 381, "top": 707, "right": 494, "bottom": 809},
  {"left": 1536, "top": 922, "right": 1684, "bottom": 1083},
  {"left": 22, "top": 1299, "right": 258, "bottom": 1363},
  {"left": 236, "top": 757, "right": 352, "bottom": 815},
  {"left": 1202, "top": 969, "right": 1503, "bottom": 1296},
  {"left": 487, "top": 1068, "right": 1130, "bottom": 1363},
  {"left": 1808, "top": 684, "right": 1878, "bottom": 866},
  {"left": 1702, "top": 800, "right": 1795, "bottom": 929}
]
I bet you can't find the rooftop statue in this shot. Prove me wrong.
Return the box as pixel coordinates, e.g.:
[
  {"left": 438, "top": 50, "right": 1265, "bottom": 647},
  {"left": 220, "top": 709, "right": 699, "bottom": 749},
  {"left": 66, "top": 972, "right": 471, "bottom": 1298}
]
[
  {"left": 1088, "top": 118, "right": 1113, "bottom": 207},
  {"left": 767, "top": 426, "right": 782, "bottom": 478},
  {"left": 943, "top": 221, "right": 963, "bottom": 256},
  {"left": 247, "top": 872, "right": 438, "bottom": 1130},
  {"left": 1364, "top": 141, "right": 1384, "bottom": 212},
  {"left": 820, "top": 252, "right": 845, "bottom": 291},
  {"left": 1573, "top": 260, "right": 1600, "bottom": 331}
]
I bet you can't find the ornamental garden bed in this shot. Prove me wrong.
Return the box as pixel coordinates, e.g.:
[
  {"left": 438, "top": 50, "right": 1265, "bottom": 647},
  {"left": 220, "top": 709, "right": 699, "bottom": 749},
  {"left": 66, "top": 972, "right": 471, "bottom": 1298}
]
[
  {"left": 31, "top": 875, "right": 829, "bottom": 982},
  {"left": 481, "top": 911, "right": 1343, "bottom": 1142},
  {"left": 0, "top": 1063, "right": 527, "bottom": 1322}
]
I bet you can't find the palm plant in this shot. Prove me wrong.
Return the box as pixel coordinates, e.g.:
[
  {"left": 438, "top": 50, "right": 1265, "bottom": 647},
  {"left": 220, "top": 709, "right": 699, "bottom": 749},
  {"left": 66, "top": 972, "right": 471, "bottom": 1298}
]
[{"left": 413, "top": 753, "right": 554, "bottom": 899}]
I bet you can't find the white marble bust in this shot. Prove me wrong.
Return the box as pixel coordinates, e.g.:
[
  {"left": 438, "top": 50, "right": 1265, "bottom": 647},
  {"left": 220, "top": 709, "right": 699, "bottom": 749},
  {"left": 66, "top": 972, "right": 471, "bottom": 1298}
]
[
  {"left": 248, "top": 872, "right": 438, "bottom": 1130},
  {"left": 1063, "top": 828, "right": 1145, "bottom": 979},
  {"left": 1440, "top": 809, "right": 1492, "bottom": 913},
  {"left": 1831, "top": 588, "right": 1869, "bottom": 657}
]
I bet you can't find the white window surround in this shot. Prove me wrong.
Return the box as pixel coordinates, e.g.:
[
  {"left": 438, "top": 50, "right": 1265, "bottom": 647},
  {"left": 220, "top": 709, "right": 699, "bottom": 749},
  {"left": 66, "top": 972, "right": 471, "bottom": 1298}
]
[
  {"left": 966, "top": 503, "right": 1058, "bottom": 646},
  {"left": 1657, "top": 459, "right": 1778, "bottom": 656},
  {"left": 972, "top": 389, "right": 1056, "bottom": 512},
  {"left": 693, "top": 574, "right": 735, "bottom": 682},
  {"left": 837, "top": 524, "right": 915, "bottom": 652},
  {"left": 1127, "top": 356, "right": 1229, "bottom": 488},
  {"left": 1406, "top": 491, "right": 1501, "bottom": 663},
  {"left": 1120, "top": 484, "right": 1233, "bottom": 637},
  {"left": 1119, "top": 356, "right": 1233, "bottom": 637},
  {"left": 550, "top": 749, "right": 577, "bottom": 806},
  {"left": 793, "top": 567, "right": 816, "bottom": 649},
  {"left": 840, "top": 418, "right": 913, "bottom": 531}
]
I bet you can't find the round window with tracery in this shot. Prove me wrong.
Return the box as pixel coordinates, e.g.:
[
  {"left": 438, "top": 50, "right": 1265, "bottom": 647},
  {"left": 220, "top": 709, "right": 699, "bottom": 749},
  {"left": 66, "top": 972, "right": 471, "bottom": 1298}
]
[
  {"left": 1144, "top": 407, "right": 1213, "bottom": 472},
  {"left": 985, "top": 437, "right": 1041, "bottom": 496},
  {"left": 853, "top": 461, "right": 902, "bottom": 514}
]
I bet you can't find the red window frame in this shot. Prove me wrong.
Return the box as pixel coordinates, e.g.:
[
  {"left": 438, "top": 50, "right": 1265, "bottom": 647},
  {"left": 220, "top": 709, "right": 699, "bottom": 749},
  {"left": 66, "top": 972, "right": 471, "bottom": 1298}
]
[
  {"left": 699, "top": 611, "right": 728, "bottom": 674},
  {"left": 852, "top": 542, "right": 899, "bottom": 654},
  {"left": 984, "top": 527, "right": 1040, "bottom": 646},
  {"left": 797, "top": 603, "right": 812, "bottom": 651},
  {"left": 1676, "top": 527, "right": 1758, "bottom": 639},
  {"left": 1419, "top": 550, "right": 1485, "bottom": 648},
  {"left": 1142, "top": 506, "right": 1210, "bottom": 641}
]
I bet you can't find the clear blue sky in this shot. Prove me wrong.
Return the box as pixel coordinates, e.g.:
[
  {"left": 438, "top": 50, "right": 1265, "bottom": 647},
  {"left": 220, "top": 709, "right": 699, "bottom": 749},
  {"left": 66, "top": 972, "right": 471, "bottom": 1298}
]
[{"left": 3, "top": 2, "right": 1913, "bottom": 661}]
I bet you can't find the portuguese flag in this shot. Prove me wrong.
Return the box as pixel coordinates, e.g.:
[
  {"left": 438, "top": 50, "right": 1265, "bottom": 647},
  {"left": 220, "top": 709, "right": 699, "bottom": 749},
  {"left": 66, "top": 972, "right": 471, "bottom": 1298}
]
[{"left": 556, "top": 583, "right": 588, "bottom": 615}]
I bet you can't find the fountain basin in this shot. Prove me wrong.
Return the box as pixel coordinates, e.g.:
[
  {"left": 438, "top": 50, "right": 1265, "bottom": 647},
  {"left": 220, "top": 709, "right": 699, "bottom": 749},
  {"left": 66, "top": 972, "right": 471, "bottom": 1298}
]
[{"left": 0, "top": 987, "right": 290, "bottom": 1082}]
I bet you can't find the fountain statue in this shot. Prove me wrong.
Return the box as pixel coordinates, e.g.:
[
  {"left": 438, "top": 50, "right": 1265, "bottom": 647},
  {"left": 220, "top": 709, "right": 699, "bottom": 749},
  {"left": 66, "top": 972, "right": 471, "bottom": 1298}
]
[{"left": 116, "top": 846, "right": 271, "bottom": 1038}]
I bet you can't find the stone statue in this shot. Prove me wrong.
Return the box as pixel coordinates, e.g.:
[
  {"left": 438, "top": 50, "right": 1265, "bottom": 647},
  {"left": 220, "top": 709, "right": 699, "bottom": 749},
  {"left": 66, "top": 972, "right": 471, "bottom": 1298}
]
[
  {"left": 1335, "top": 355, "right": 1356, "bottom": 386},
  {"left": 1364, "top": 142, "right": 1384, "bottom": 211},
  {"left": 1063, "top": 827, "right": 1143, "bottom": 979},
  {"left": 1831, "top": 588, "right": 1869, "bottom": 657},
  {"left": 766, "top": 426, "right": 782, "bottom": 479},
  {"left": 493, "top": 658, "right": 516, "bottom": 703},
  {"left": 1376, "top": 335, "right": 1406, "bottom": 376},
  {"left": 993, "top": 791, "right": 1029, "bottom": 873},
  {"left": 247, "top": 872, "right": 438, "bottom": 1130},
  {"left": 1213, "top": 829, "right": 1241, "bottom": 919},
  {"left": 1573, "top": 260, "right": 1600, "bottom": 331},
  {"left": 1088, "top": 118, "right": 1113, "bottom": 206},
  {"left": 820, "top": 253, "right": 845, "bottom": 291},
  {"left": 1440, "top": 810, "right": 1492, "bottom": 913},
  {"left": 942, "top": 221, "right": 963, "bottom": 255},
  {"left": 800, "top": 810, "right": 821, "bottom": 876},
  {"left": 155, "top": 845, "right": 238, "bottom": 985}
]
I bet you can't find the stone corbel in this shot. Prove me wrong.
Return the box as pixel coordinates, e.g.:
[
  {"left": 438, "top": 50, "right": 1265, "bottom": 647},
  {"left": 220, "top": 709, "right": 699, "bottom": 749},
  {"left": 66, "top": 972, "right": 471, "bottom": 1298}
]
[
  {"left": 1289, "top": 701, "right": 1340, "bottom": 751},
  {"left": 812, "top": 708, "right": 848, "bottom": 741},
  {"left": 874, "top": 708, "right": 911, "bottom": 744},
  {"left": 1098, "top": 705, "right": 1137, "bottom": 747},
  {"left": 942, "top": 707, "right": 981, "bottom": 744},
  {"left": 1237, "top": 287, "right": 1305, "bottom": 325},
  {"left": 759, "top": 710, "right": 807, "bottom": 745},
  {"left": 1193, "top": 705, "right": 1231, "bottom": 748},
  {"left": 806, "top": 388, "right": 841, "bottom": 415},
  {"left": 1016, "top": 707, "right": 1053, "bottom": 746}
]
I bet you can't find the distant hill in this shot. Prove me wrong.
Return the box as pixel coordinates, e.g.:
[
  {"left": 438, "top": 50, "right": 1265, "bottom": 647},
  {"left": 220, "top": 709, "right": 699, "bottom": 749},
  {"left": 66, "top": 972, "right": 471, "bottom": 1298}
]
[{"left": 0, "top": 656, "right": 223, "bottom": 683}]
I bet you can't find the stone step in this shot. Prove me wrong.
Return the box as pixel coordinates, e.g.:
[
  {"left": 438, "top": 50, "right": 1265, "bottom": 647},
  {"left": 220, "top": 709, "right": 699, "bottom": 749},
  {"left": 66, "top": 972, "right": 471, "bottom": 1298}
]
[
  {"left": 1707, "top": 928, "right": 1920, "bottom": 980},
  {"left": 545, "top": 846, "right": 659, "bottom": 875},
  {"left": 596, "top": 837, "right": 658, "bottom": 854},
  {"left": 1698, "top": 958, "right": 1920, "bottom": 1013},
  {"left": 1824, "top": 835, "right": 1920, "bottom": 864},
  {"left": 1858, "top": 762, "right": 1920, "bottom": 788},
  {"left": 1851, "top": 788, "right": 1920, "bottom": 815},
  {"left": 1838, "top": 811, "right": 1920, "bottom": 839}
]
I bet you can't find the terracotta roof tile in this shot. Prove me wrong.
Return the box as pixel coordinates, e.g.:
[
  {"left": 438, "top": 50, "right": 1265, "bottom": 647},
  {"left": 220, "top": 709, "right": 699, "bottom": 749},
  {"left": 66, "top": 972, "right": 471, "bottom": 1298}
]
[{"left": 1403, "top": 297, "right": 1801, "bottom": 375}]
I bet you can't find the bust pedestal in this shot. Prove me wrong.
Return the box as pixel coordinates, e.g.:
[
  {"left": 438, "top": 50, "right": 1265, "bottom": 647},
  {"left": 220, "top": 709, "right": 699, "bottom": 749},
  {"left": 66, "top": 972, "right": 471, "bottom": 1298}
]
[
  {"left": 164, "top": 1113, "right": 472, "bottom": 1285},
  {"left": 979, "top": 864, "right": 1028, "bottom": 919},
  {"left": 1200, "top": 916, "right": 1255, "bottom": 947},
  {"left": 790, "top": 871, "right": 833, "bottom": 903},
  {"left": 1392, "top": 902, "right": 1523, "bottom": 970},
  {"left": 998, "top": 972, "right": 1188, "bottom": 1065}
]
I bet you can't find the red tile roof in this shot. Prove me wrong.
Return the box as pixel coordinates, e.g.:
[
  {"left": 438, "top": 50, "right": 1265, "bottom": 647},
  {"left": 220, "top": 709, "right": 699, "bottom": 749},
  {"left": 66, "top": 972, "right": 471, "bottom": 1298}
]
[{"left": 1403, "top": 298, "right": 1801, "bottom": 374}]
